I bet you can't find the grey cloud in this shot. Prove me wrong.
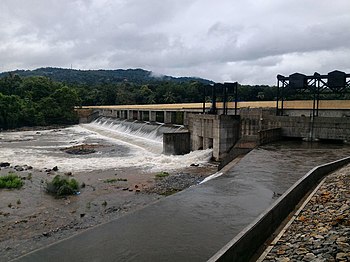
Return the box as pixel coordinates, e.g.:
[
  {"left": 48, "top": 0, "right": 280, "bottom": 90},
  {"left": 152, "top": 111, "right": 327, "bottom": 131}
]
[{"left": 1, "top": 0, "right": 350, "bottom": 85}]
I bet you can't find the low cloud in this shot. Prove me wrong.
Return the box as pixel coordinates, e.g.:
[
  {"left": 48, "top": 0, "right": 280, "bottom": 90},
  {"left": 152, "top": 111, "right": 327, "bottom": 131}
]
[{"left": 1, "top": 0, "right": 350, "bottom": 85}]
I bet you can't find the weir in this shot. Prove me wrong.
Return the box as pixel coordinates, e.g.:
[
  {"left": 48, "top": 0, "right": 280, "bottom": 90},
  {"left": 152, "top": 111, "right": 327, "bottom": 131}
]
[{"left": 76, "top": 99, "right": 350, "bottom": 164}]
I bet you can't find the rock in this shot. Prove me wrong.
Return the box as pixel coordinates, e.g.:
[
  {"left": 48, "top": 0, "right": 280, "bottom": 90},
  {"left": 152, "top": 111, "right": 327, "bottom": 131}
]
[
  {"left": 80, "top": 213, "right": 85, "bottom": 218},
  {"left": 14, "top": 166, "right": 24, "bottom": 171},
  {"left": 52, "top": 166, "right": 59, "bottom": 171},
  {"left": 303, "top": 253, "right": 316, "bottom": 261},
  {"left": 190, "top": 163, "right": 199, "bottom": 167},
  {"left": 42, "top": 232, "right": 50, "bottom": 237},
  {"left": 0, "top": 162, "right": 10, "bottom": 167},
  {"left": 336, "top": 252, "right": 348, "bottom": 260},
  {"left": 64, "top": 172, "right": 73, "bottom": 176},
  {"left": 276, "top": 258, "right": 290, "bottom": 262}
]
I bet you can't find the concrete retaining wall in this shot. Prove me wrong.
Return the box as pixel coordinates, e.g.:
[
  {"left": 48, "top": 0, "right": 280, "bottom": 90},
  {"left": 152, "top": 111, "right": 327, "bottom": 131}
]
[
  {"left": 163, "top": 132, "right": 191, "bottom": 155},
  {"left": 266, "top": 116, "right": 350, "bottom": 141},
  {"left": 76, "top": 109, "right": 99, "bottom": 123},
  {"left": 208, "top": 156, "right": 350, "bottom": 262},
  {"left": 258, "top": 128, "right": 282, "bottom": 145},
  {"left": 218, "top": 148, "right": 252, "bottom": 170},
  {"left": 187, "top": 114, "right": 240, "bottom": 161}
]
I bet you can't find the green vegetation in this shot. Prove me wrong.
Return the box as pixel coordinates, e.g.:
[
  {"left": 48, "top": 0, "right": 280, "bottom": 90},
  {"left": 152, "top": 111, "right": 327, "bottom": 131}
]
[
  {"left": 0, "top": 74, "right": 80, "bottom": 129},
  {"left": 161, "top": 189, "right": 181, "bottom": 196},
  {"left": 0, "top": 174, "right": 24, "bottom": 189},
  {"left": 46, "top": 175, "right": 79, "bottom": 197},
  {"left": 155, "top": 171, "right": 170, "bottom": 179},
  {"left": 104, "top": 178, "right": 128, "bottom": 183}
]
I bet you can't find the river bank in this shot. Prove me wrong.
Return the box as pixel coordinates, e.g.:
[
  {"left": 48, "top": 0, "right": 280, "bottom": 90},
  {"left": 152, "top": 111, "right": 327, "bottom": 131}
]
[
  {"left": 0, "top": 125, "right": 217, "bottom": 261},
  {"left": 0, "top": 162, "right": 217, "bottom": 261}
]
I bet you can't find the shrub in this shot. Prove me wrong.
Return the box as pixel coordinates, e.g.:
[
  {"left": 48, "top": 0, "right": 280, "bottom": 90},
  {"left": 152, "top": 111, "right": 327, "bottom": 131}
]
[
  {"left": 104, "top": 178, "right": 127, "bottom": 183},
  {"left": 46, "top": 175, "right": 79, "bottom": 197},
  {"left": 0, "top": 174, "right": 24, "bottom": 189},
  {"left": 155, "top": 171, "right": 170, "bottom": 179}
]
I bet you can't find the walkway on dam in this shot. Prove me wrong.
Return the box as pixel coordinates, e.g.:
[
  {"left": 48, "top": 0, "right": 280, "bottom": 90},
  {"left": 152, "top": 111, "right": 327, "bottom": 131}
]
[
  {"left": 80, "top": 100, "right": 350, "bottom": 111},
  {"left": 15, "top": 143, "right": 350, "bottom": 262}
]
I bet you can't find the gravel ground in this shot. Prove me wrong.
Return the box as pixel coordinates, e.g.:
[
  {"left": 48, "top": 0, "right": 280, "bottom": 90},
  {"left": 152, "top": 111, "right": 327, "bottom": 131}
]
[
  {"left": 145, "top": 172, "right": 205, "bottom": 195},
  {"left": 260, "top": 165, "right": 350, "bottom": 262}
]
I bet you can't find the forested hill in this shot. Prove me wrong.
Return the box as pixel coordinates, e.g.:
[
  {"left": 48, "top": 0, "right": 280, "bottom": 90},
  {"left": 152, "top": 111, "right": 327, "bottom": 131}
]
[{"left": 0, "top": 67, "right": 214, "bottom": 85}]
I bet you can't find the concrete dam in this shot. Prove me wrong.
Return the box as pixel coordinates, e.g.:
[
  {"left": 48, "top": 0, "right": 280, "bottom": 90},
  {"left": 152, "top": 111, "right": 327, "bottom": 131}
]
[
  {"left": 77, "top": 100, "right": 350, "bottom": 162},
  {"left": 15, "top": 100, "right": 350, "bottom": 261}
]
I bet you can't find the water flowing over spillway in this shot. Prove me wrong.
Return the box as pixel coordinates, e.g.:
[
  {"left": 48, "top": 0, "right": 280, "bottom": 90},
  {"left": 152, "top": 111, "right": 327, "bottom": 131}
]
[
  {"left": 85, "top": 117, "right": 185, "bottom": 153},
  {"left": 0, "top": 118, "right": 212, "bottom": 172}
]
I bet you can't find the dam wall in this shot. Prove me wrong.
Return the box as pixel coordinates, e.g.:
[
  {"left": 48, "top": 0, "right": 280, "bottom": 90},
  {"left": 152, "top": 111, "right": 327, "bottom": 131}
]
[
  {"left": 187, "top": 114, "right": 241, "bottom": 161},
  {"left": 76, "top": 100, "right": 350, "bottom": 161}
]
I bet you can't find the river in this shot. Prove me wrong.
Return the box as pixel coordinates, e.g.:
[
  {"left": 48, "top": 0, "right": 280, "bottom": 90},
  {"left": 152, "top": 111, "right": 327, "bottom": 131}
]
[{"left": 12, "top": 134, "right": 350, "bottom": 261}]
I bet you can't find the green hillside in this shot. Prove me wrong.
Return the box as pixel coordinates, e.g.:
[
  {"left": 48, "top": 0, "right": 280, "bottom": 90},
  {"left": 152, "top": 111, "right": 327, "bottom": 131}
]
[{"left": 0, "top": 67, "right": 214, "bottom": 85}]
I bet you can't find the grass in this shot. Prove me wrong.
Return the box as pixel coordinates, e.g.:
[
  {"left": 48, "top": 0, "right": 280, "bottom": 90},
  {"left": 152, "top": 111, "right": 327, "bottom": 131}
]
[
  {"left": 0, "top": 173, "right": 24, "bottom": 189},
  {"left": 46, "top": 175, "right": 79, "bottom": 197},
  {"left": 155, "top": 171, "right": 170, "bottom": 179},
  {"left": 104, "top": 178, "right": 128, "bottom": 183}
]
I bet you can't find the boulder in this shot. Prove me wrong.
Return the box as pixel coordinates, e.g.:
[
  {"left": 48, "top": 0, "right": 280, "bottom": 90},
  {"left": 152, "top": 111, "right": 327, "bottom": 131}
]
[{"left": 0, "top": 162, "right": 10, "bottom": 167}]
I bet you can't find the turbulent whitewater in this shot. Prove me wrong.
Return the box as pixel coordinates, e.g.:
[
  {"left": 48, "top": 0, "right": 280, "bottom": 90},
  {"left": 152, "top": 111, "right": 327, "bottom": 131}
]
[{"left": 0, "top": 119, "right": 212, "bottom": 172}]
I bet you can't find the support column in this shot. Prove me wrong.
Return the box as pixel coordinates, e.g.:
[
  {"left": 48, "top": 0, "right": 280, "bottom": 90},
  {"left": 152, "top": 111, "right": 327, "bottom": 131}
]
[
  {"left": 127, "top": 110, "right": 133, "bottom": 120},
  {"left": 164, "top": 111, "right": 172, "bottom": 124},
  {"left": 137, "top": 111, "right": 142, "bottom": 121},
  {"left": 149, "top": 111, "right": 156, "bottom": 122}
]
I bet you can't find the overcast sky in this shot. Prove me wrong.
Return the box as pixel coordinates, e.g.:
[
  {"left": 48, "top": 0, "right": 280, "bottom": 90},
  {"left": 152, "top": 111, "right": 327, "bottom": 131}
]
[{"left": 1, "top": 0, "right": 350, "bottom": 85}]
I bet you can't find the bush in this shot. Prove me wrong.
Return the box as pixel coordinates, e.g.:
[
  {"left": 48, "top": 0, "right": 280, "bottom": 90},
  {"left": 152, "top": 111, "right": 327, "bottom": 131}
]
[
  {"left": 46, "top": 175, "right": 79, "bottom": 197},
  {"left": 0, "top": 174, "right": 24, "bottom": 189},
  {"left": 155, "top": 171, "right": 170, "bottom": 179}
]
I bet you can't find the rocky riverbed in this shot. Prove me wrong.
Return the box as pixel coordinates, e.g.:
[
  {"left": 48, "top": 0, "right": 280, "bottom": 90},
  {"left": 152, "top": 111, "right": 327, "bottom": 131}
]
[{"left": 261, "top": 165, "right": 350, "bottom": 262}]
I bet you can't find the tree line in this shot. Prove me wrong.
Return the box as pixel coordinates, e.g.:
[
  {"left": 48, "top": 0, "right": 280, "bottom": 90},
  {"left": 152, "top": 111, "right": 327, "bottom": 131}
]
[
  {"left": 0, "top": 74, "right": 80, "bottom": 129},
  {"left": 0, "top": 72, "right": 283, "bottom": 130}
]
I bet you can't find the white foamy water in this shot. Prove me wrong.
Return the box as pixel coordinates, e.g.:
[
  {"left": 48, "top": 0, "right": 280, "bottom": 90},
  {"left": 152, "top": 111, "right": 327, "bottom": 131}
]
[{"left": 0, "top": 123, "right": 212, "bottom": 173}]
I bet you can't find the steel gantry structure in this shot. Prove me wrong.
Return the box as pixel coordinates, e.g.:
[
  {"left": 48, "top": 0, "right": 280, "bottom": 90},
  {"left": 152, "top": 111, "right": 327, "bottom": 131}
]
[{"left": 276, "top": 70, "right": 350, "bottom": 116}]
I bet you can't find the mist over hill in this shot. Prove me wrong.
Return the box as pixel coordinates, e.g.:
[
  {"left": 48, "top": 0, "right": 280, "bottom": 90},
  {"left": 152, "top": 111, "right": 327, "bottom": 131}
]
[{"left": 0, "top": 67, "right": 214, "bottom": 85}]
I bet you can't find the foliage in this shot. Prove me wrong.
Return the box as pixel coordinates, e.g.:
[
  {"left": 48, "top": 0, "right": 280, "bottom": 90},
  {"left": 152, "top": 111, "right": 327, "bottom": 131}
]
[
  {"left": 0, "top": 68, "right": 213, "bottom": 86},
  {"left": 155, "top": 171, "right": 170, "bottom": 179},
  {"left": 46, "top": 175, "right": 79, "bottom": 197},
  {"left": 104, "top": 178, "right": 127, "bottom": 183},
  {"left": 0, "top": 174, "right": 24, "bottom": 189},
  {"left": 0, "top": 75, "right": 80, "bottom": 129}
]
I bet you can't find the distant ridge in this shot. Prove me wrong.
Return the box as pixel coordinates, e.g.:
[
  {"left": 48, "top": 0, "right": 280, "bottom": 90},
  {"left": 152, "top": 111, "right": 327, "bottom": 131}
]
[{"left": 0, "top": 67, "right": 214, "bottom": 85}]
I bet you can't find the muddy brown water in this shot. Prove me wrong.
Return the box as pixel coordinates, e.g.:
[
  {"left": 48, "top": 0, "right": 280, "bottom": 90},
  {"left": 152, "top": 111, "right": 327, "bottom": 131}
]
[{"left": 11, "top": 140, "right": 350, "bottom": 262}]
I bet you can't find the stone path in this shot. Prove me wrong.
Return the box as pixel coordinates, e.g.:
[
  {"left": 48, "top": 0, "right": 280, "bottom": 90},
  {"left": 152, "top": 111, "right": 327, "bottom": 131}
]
[{"left": 259, "top": 165, "right": 350, "bottom": 262}]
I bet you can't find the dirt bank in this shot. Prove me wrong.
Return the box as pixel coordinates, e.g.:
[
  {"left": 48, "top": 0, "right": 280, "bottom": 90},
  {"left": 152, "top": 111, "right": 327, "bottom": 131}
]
[{"left": 0, "top": 162, "right": 217, "bottom": 261}]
